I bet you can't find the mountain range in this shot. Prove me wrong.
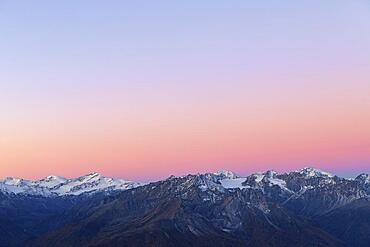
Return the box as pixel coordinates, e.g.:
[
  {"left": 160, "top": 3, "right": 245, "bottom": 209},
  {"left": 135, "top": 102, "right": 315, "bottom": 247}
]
[
  {"left": 0, "top": 167, "right": 369, "bottom": 246},
  {"left": 0, "top": 172, "right": 140, "bottom": 196}
]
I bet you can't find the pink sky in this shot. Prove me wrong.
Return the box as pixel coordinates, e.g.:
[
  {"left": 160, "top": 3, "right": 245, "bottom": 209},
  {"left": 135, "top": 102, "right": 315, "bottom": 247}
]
[{"left": 0, "top": 1, "right": 370, "bottom": 181}]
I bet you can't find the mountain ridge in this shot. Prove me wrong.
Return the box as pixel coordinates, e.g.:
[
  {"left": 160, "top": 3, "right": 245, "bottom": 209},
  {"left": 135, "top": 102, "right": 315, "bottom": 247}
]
[
  {"left": 0, "top": 167, "right": 368, "bottom": 197},
  {"left": 0, "top": 172, "right": 140, "bottom": 196},
  {"left": 0, "top": 167, "right": 369, "bottom": 246}
]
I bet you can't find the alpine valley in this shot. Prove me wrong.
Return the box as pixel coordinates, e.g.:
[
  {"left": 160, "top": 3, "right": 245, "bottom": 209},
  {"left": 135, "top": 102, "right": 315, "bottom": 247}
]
[{"left": 1, "top": 167, "right": 369, "bottom": 247}]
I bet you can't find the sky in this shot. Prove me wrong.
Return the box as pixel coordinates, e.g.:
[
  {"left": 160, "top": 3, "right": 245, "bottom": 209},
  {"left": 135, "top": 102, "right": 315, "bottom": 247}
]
[{"left": 0, "top": 0, "right": 370, "bottom": 181}]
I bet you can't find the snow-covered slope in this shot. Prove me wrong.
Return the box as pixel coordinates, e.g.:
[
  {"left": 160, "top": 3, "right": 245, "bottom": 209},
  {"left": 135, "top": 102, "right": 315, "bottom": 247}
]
[
  {"left": 214, "top": 170, "right": 239, "bottom": 179},
  {"left": 213, "top": 167, "right": 368, "bottom": 201},
  {"left": 1, "top": 167, "right": 368, "bottom": 199},
  {"left": 296, "top": 167, "right": 334, "bottom": 178},
  {"left": 0, "top": 173, "right": 141, "bottom": 197},
  {"left": 356, "top": 173, "right": 370, "bottom": 184},
  {"left": 216, "top": 169, "right": 287, "bottom": 190}
]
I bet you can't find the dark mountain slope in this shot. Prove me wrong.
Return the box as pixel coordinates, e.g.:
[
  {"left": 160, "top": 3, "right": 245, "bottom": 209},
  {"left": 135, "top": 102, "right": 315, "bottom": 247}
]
[
  {"left": 0, "top": 169, "right": 369, "bottom": 247},
  {"left": 0, "top": 192, "right": 78, "bottom": 247},
  {"left": 314, "top": 198, "right": 370, "bottom": 247},
  {"left": 31, "top": 175, "right": 346, "bottom": 247}
]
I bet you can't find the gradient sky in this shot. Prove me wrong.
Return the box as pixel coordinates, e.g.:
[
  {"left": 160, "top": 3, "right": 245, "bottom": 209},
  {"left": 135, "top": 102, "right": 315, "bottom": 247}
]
[{"left": 1, "top": 0, "right": 370, "bottom": 181}]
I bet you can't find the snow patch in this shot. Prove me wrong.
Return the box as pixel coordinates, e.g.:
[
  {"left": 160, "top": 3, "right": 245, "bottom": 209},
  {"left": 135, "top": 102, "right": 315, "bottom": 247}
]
[
  {"left": 219, "top": 178, "right": 250, "bottom": 189},
  {"left": 0, "top": 173, "right": 141, "bottom": 197}
]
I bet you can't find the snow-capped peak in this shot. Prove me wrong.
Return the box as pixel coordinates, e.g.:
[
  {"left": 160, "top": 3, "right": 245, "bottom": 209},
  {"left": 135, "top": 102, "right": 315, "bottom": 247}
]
[
  {"left": 77, "top": 172, "right": 103, "bottom": 182},
  {"left": 263, "top": 170, "right": 278, "bottom": 178},
  {"left": 0, "top": 173, "right": 141, "bottom": 197},
  {"left": 36, "top": 175, "right": 68, "bottom": 189},
  {"left": 214, "top": 170, "right": 239, "bottom": 179},
  {"left": 355, "top": 173, "right": 370, "bottom": 184},
  {"left": 2, "top": 177, "right": 24, "bottom": 186},
  {"left": 38, "top": 175, "right": 67, "bottom": 184},
  {"left": 298, "top": 167, "right": 333, "bottom": 178}
]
